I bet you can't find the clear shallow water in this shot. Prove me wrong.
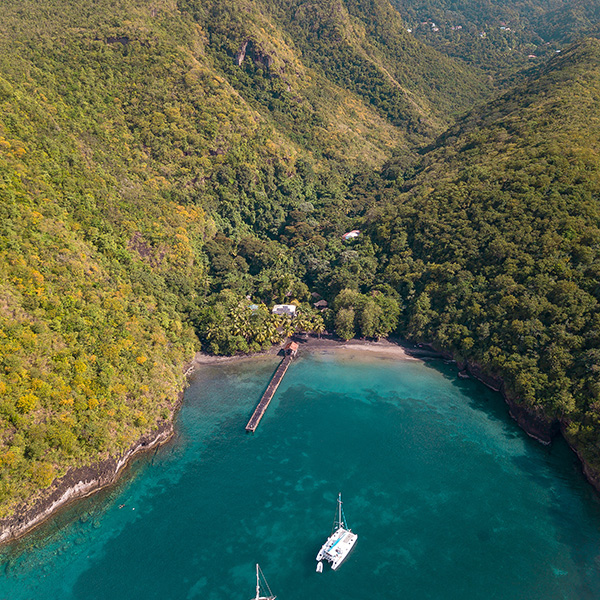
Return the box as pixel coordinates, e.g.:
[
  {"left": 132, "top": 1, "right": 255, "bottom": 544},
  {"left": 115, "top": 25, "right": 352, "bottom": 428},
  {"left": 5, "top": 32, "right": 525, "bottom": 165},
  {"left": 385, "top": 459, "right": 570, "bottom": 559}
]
[{"left": 2, "top": 349, "right": 600, "bottom": 600}]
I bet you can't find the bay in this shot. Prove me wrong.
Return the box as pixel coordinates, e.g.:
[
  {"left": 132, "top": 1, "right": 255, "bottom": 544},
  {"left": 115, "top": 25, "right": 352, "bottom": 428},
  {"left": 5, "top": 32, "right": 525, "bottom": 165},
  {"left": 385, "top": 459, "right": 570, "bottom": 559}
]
[{"left": 2, "top": 347, "right": 600, "bottom": 599}]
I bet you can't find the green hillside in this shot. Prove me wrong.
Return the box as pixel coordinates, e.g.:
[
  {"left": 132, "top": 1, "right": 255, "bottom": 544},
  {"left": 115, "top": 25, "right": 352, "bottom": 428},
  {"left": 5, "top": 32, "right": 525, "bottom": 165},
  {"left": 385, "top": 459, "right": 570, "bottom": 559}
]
[
  {"left": 391, "top": 0, "right": 600, "bottom": 80},
  {"left": 1, "top": 0, "right": 600, "bottom": 523},
  {"left": 0, "top": 0, "right": 494, "bottom": 517},
  {"left": 360, "top": 38, "right": 600, "bottom": 467}
]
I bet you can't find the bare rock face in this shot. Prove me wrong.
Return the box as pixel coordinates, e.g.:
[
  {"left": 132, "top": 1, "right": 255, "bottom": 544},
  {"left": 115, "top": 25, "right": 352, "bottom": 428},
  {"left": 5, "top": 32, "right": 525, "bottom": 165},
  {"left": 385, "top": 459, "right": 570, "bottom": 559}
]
[
  {"left": 504, "top": 397, "right": 561, "bottom": 445},
  {"left": 0, "top": 424, "right": 174, "bottom": 544},
  {"left": 404, "top": 343, "right": 562, "bottom": 445},
  {"left": 235, "top": 40, "right": 249, "bottom": 66},
  {"left": 464, "top": 361, "right": 560, "bottom": 445},
  {"left": 234, "top": 39, "right": 274, "bottom": 68},
  {"left": 578, "top": 449, "right": 600, "bottom": 492}
]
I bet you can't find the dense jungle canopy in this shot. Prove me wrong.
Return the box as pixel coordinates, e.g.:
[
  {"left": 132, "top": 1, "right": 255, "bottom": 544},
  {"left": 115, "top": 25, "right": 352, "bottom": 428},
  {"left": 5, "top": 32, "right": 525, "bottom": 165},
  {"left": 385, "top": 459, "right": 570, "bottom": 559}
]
[{"left": 0, "top": 0, "right": 599, "bottom": 518}]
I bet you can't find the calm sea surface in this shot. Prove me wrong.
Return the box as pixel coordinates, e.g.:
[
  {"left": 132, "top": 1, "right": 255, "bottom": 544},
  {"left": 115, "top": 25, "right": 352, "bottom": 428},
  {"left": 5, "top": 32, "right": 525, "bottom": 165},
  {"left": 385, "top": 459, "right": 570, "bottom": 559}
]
[{"left": 2, "top": 348, "right": 600, "bottom": 600}]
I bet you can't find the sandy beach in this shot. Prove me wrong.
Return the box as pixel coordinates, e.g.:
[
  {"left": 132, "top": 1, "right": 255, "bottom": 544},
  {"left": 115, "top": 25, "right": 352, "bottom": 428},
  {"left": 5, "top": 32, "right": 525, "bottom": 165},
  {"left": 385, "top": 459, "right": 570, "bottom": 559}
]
[{"left": 187, "top": 335, "right": 428, "bottom": 372}]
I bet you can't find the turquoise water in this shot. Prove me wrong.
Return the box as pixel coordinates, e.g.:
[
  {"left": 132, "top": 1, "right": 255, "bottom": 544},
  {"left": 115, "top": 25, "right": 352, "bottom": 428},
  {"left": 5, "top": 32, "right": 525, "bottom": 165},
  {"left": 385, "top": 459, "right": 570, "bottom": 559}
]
[{"left": 2, "top": 348, "right": 600, "bottom": 599}]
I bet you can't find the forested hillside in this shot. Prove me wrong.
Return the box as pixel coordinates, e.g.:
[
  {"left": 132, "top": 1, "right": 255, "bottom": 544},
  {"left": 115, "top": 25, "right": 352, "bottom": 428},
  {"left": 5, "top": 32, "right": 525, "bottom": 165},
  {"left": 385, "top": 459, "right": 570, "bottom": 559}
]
[
  {"left": 1, "top": 0, "right": 600, "bottom": 523},
  {"left": 361, "top": 38, "right": 600, "bottom": 467},
  {"left": 391, "top": 0, "right": 600, "bottom": 80},
  {"left": 0, "top": 0, "right": 493, "bottom": 518}
]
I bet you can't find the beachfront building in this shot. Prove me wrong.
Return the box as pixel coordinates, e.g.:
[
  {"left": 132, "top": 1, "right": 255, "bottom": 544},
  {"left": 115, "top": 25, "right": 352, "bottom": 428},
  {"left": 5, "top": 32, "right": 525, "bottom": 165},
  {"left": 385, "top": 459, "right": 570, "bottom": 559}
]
[
  {"left": 272, "top": 304, "right": 297, "bottom": 317},
  {"left": 284, "top": 341, "right": 299, "bottom": 356}
]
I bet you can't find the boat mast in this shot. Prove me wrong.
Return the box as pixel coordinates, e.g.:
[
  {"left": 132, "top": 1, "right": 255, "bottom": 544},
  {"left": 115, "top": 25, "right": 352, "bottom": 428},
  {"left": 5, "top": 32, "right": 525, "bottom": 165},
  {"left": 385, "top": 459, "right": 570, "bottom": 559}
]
[
  {"left": 254, "top": 564, "right": 275, "bottom": 600},
  {"left": 255, "top": 564, "right": 260, "bottom": 600},
  {"left": 338, "top": 492, "right": 342, "bottom": 529}
]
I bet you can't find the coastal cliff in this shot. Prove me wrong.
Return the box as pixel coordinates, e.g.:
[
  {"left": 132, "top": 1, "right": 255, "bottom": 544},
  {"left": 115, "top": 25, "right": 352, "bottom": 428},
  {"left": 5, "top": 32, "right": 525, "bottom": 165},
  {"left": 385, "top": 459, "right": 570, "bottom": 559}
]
[
  {"left": 463, "top": 361, "right": 561, "bottom": 446},
  {"left": 2, "top": 0, "right": 599, "bottom": 539},
  {"left": 1, "top": 336, "right": 600, "bottom": 544},
  {"left": 461, "top": 358, "right": 600, "bottom": 494},
  {"left": 417, "top": 347, "right": 558, "bottom": 444},
  {"left": 411, "top": 342, "right": 600, "bottom": 489},
  {"left": 0, "top": 421, "right": 175, "bottom": 544}
]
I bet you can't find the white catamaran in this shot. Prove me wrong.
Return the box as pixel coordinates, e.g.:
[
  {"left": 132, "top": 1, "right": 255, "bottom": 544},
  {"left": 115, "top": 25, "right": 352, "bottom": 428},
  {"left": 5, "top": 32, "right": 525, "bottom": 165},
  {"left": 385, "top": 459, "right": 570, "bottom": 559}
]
[
  {"left": 315, "top": 492, "right": 358, "bottom": 572},
  {"left": 251, "top": 564, "right": 276, "bottom": 600}
]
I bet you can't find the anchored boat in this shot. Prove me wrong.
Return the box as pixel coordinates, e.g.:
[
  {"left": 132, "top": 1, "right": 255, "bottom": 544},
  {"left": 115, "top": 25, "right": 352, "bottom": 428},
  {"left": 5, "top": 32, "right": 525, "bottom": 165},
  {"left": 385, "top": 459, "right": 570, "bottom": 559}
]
[
  {"left": 251, "top": 563, "right": 276, "bottom": 600},
  {"left": 316, "top": 492, "right": 358, "bottom": 572}
]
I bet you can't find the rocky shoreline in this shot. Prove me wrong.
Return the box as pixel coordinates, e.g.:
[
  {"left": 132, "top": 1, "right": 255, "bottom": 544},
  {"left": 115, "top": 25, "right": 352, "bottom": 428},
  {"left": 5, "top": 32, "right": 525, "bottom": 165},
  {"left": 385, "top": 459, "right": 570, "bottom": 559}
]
[
  {"left": 190, "top": 337, "right": 600, "bottom": 495},
  {"left": 459, "top": 360, "right": 561, "bottom": 445},
  {"left": 425, "top": 345, "right": 600, "bottom": 493},
  {"left": 0, "top": 401, "right": 181, "bottom": 544},
  {"left": 0, "top": 336, "right": 413, "bottom": 544},
  {"left": 2, "top": 334, "right": 598, "bottom": 544}
]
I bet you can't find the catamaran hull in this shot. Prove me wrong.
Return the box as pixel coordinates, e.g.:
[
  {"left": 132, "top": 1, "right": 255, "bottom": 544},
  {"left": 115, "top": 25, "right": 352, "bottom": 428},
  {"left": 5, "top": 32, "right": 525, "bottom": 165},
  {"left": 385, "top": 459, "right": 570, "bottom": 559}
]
[{"left": 315, "top": 528, "right": 358, "bottom": 571}]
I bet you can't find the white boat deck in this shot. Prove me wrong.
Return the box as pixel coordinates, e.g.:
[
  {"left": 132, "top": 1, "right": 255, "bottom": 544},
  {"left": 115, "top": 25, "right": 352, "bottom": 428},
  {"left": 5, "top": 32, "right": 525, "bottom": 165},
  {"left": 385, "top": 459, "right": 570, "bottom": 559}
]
[{"left": 316, "top": 526, "right": 358, "bottom": 570}]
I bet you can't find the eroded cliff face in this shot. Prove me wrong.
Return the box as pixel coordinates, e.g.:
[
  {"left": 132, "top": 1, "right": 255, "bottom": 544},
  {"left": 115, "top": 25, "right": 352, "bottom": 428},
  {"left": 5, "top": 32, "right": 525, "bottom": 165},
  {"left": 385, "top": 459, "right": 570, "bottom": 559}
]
[
  {"left": 0, "top": 424, "right": 174, "bottom": 544},
  {"left": 463, "top": 362, "right": 561, "bottom": 445},
  {"left": 460, "top": 357, "right": 600, "bottom": 493},
  {"left": 402, "top": 343, "right": 563, "bottom": 446},
  {"left": 503, "top": 397, "right": 561, "bottom": 446},
  {"left": 576, "top": 447, "right": 600, "bottom": 492},
  {"left": 235, "top": 39, "right": 275, "bottom": 68},
  {"left": 457, "top": 355, "right": 600, "bottom": 498}
]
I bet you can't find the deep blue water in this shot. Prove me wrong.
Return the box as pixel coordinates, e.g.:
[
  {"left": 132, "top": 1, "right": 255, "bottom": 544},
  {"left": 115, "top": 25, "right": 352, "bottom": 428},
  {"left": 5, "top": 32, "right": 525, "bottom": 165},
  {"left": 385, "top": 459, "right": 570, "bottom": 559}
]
[{"left": 2, "top": 347, "right": 600, "bottom": 600}]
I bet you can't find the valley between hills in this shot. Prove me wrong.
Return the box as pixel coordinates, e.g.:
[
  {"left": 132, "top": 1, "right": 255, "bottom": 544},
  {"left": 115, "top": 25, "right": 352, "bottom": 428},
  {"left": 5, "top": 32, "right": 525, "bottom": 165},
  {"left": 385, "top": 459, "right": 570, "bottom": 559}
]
[{"left": 0, "top": 0, "right": 600, "bottom": 533}]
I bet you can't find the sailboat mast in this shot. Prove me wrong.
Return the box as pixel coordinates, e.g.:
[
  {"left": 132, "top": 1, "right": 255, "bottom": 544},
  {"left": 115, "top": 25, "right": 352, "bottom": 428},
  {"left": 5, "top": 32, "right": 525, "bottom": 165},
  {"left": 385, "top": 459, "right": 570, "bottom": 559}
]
[
  {"left": 338, "top": 493, "right": 342, "bottom": 528},
  {"left": 255, "top": 564, "right": 260, "bottom": 600}
]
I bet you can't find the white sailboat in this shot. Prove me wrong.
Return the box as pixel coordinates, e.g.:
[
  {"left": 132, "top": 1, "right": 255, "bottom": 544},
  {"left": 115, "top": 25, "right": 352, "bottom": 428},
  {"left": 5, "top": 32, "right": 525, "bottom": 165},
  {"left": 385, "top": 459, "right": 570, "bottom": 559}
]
[
  {"left": 251, "top": 563, "right": 276, "bottom": 600},
  {"left": 315, "top": 492, "right": 358, "bottom": 572}
]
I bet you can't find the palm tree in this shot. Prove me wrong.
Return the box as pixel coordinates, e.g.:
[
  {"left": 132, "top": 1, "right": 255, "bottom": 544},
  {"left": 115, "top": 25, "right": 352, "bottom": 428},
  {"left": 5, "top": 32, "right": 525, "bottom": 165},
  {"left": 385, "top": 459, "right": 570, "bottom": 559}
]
[
  {"left": 293, "top": 314, "right": 312, "bottom": 336},
  {"left": 311, "top": 313, "right": 326, "bottom": 338},
  {"left": 230, "top": 302, "right": 250, "bottom": 338},
  {"left": 254, "top": 324, "right": 269, "bottom": 344},
  {"left": 281, "top": 317, "right": 295, "bottom": 339}
]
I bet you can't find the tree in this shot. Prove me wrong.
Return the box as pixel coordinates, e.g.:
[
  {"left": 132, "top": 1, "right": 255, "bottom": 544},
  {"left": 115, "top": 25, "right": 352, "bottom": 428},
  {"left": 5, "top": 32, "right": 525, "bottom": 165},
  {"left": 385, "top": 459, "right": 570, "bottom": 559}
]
[
  {"left": 279, "top": 316, "right": 295, "bottom": 339},
  {"left": 311, "top": 313, "right": 326, "bottom": 338},
  {"left": 358, "top": 298, "right": 382, "bottom": 339},
  {"left": 335, "top": 308, "right": 355, "bottom": 341},
  {"left": 333, "top": 288, "right": 361, "bottom": 311},
  {"left": 374, "top": 294, "right": 401, "bottom": 338}
]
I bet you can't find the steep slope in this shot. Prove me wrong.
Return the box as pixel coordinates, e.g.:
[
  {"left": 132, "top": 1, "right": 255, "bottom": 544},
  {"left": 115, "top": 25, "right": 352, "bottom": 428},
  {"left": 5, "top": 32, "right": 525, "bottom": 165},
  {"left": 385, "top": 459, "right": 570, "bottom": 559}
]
[
  {"left": 267, "top": 0, "right": 492, "bottom": 134},
  {"left": 0, "top": 0, "right": 493, "bottom": 520},
  {"left": 2, "top": 0, "right": 598, "bottom": 528},
  {"left": 366, "top": 38, "right": 600, "bottom": 470},
  {"left": 181, "top": 0, "right": 493, "bottom": 148}
]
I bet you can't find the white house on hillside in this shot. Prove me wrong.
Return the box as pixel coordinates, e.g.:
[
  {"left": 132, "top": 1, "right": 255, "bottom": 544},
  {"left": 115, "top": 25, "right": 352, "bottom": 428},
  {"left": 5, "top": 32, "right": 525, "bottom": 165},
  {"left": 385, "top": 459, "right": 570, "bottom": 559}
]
[{"left": 342, "top": 229, "right": 360, "bottom": 241}]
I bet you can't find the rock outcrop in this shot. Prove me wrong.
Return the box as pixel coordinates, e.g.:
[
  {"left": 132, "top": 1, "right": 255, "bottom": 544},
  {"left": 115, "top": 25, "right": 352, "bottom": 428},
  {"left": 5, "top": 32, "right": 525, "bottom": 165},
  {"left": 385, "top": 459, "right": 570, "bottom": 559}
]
[
  {"left": 235, "top": 39, "right": 274, "bottom": 68},
  {"left": 0, "top": 423, "right": 174, "bottom": 543},
  {"left": 461, "top": 361, "right": 560, "bottom": 445}
]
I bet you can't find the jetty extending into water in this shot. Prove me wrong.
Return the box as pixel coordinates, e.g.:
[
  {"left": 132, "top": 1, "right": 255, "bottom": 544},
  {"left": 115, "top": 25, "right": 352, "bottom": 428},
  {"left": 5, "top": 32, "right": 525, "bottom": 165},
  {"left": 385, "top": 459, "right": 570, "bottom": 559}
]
[{"left": 245, "top": 342, "right": 298, "bottom": 432}]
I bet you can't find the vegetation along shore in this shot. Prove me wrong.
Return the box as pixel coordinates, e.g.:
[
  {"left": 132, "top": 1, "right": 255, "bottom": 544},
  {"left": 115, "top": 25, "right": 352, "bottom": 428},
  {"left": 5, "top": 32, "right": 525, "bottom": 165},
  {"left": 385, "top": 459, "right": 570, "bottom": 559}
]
[{"left": 1, "top": 0, "right": 600, "bottom": 538}]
